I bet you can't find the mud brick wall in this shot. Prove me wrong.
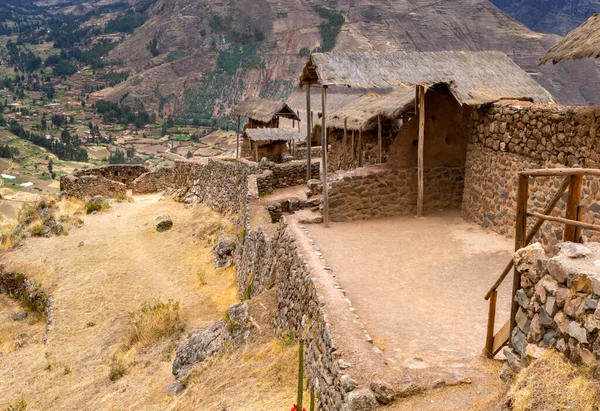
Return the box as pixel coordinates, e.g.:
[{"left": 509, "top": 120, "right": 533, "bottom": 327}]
[
  {"left": 463, "top": 102, "right": 600, "bottom": 246},
  {"left": 132, "top": 167, "right": 174, "bottom": 194},
  {"left": 510, "top": 243, "right": 600, "bottom": 368},
  {"left": 328, "top": 165, "right": 465, "bottom": 222}
]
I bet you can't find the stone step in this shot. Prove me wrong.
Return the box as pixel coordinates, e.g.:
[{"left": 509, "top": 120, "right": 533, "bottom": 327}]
[{"left": 295, "top": 209, "right": 323, "bottom": 224}]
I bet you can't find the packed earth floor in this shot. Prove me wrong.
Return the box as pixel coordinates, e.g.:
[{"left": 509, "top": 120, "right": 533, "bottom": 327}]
[{"left": 306, "top": 210, "right": 514, "bottom": 383}]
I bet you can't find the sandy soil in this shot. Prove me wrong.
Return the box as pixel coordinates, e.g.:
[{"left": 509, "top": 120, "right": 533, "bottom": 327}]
[{"left": 0, "top": 195, "right": 240, "bottom": 410}]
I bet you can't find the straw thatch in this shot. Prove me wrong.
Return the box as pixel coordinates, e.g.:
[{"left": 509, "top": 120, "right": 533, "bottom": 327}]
[
  {"left": 232, "top": 97, "right": 300, "bottom": 123},
  {"left": 540, "top": 14, "right": 600, "bottom": 65},
  {"left": 300, "top": 50, "right": 553, "bottom": 105},
  {"left": 245, "top": 128, "right": 301, "bottom": 141}
]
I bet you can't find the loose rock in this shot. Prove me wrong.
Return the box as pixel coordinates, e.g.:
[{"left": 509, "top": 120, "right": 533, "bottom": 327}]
[{"left": 370, "top": 378, "right": 396, "bottom": 404}]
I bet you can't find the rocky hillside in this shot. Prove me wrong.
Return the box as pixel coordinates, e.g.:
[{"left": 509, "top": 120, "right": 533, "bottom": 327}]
[
  {"left": 100, "top": 0, "right": 600, "bottom": 127},
  {"left": 490, "top": 0, "right": 600, "bottom": 35}
]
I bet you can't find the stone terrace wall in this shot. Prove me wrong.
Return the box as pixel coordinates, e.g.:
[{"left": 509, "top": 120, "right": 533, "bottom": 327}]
[
  {"left": 73, "top": 164, "right": 149, "bottom": 188},
  {"left": 509, "top": 242, "right": 600, "bottom": 370},
  {"left": 463, "top": 102, "right": 600, "bottom": 246},
  {"left": 132, "top": 167, "right": 174, "bottom": 194},
  {"left": 255, "top": 160, "right": 320, "bottom": 195},
  {"left": 60, "top": 174, "right": 126, "bottom": 200},
  {"left": 329, "top": 165, "right": 465, "bottom": 222},
  {"left": 172, "top": 159, "right": 260, "bottom": 214}
]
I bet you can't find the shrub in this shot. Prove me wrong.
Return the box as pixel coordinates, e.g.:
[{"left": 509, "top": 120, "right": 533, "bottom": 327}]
[
  {"left": 108, "top": 355, "right": 127, "bottom": 382},
  {"left": 84, "top": 199, "right": 109, "bottom": 214},
  {"left": 5, "top": 398, "right": 27, "bottom": 411},
  {"left": 27, "top": 222, "right": 44, "bottom": 237},
  {"left": 125, "top": 299, "right": 182, "bottom": 348}
]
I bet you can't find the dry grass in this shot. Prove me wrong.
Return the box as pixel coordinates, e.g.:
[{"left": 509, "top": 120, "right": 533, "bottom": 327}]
[
  {"left": 125, "top": 299, "right": 183, "bottom": 349},
  {"left": 169, "top": 339, "right": 304, "bottom": 410},
  {"left": 508, "top": 350, "right": 600, "bottom": 411}
]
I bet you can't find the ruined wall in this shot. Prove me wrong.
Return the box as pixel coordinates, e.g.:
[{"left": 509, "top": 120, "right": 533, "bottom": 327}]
[
  {"left": 132, "top": 167, "right": 174, "bottom": 194},
  {"left": 509, "top": 242, "right": 600, "bottom": 369},
  {"left": 462, "top": 102, "right": 600, "bottom": 245},
  {"left": 293, "top": 146, "right": 322, "bottom": 162},
  {"left": 255, "top": 161, "right": 320, "bottom": 195},
  {"left": 72, "top": 164, "right": 149, "bottom": 187},
  {"left": 60, "top": 174, "right": 127, "bottom": 200},
  {"left": 328, "top": 165, "right": 465, "bottom": 222}
]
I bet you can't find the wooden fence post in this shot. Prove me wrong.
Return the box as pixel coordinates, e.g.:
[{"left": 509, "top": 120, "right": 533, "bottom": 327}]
[
  {"left": 564, "top": 174, "right": 583, "bottom": 242},
  {"left": 511, "top": 174, "right": 529, "bottom": 342}
]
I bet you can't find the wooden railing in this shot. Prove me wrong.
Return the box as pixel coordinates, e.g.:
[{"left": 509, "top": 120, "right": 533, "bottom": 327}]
[{"left": 483, "top": 168, "right": 600, "bottom": 358}]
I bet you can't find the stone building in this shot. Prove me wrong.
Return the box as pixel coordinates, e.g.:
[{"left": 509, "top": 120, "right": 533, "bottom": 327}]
[{"left": 241, "top": 128, "right": 301, "bottom": 163}]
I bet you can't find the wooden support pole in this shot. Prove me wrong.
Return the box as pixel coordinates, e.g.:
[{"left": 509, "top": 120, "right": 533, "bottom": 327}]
[
  {"left": 306, "top": 85, "right": 312, "bottom": 181},
  {"left": 235, "top": 115, "right": 241, "bottom": 160},
  {"left": 484, "top": 290, "right": 498, "bottom": 358},
  {"left": 351, "top": 130, "right": 355, "bottom": 162},
  {"left": 358, "top": 128, "right": 362, "bottom": 167},
  {"left": 254, "top": 140, "right": 259, "bottom": 162},
  {"left": 528, "top": 212, "right": 600, "bottom": 232},
  {"left": 564, "top": 174, "right": 583, "bottom": 242},
  {"left": 377, "top": 114, "right": 382, "bottom": 164},
  {"left": 417, "top": 85, "right": 425, "bottom": 218},
  {"left": 321, "top": 85, "right": 329, "bottom": 227},
  {"left": 511, "top": 174, "right": 529, "bottom": 343},
  {"left": 575, "top": 205, "right": 585, "bottom": 243},
  {"left": 343, "top": 118, "right": 347, "bottom": 169}
]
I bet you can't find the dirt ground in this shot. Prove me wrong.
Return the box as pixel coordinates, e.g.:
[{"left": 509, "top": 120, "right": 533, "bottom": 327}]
[
  {"left": 306, "top": 210, "right": 514, "bottom": 406},
  {"left": 0, "top": 195, "right": 298, "bottom": 410}
]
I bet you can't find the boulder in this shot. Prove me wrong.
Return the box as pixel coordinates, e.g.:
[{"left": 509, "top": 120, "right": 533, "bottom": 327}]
[
  {"left": 172, "top": 321, "right": 230, "bottom": 378},
  {"left": 213, "top": 238, "right": 235, "bottom": 268},
  {"left": 559, "top": 242, "right": 592, "bottom": 259},
  {"left": 156, "top": 217, "right": 173, "bottom": 232},
  {"left": 341, "top": 375, "right": 358, "bottom": 392},
  {"left": 346, "top": 388, "right": 377, "bottom": 411},
  {"left": 11, "top": 312, "right": 28, "bottom": 321},
  {"left": 369, "top": 378, "right": 396, "bottom": 404},
  {"left": 514, "top": 243, "right": 545, "bottom": 272}
]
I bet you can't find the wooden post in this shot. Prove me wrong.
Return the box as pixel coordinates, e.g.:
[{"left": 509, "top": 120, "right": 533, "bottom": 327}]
[
  {"left": 484, "top": 290, "right": 498, "bottom": 358},
  {"left": 306, "top": 85, "right": 312, "bottom": 181},
  {"left": 564, "top": 174, "right": 583, "bottom": 242},
  {"left": 351, "top": 130, "right": 355, "bottom": 162},
  {"left": 417, "top": 85, "right": 425, "bottom": 218},
  {"left": 343, "top": 118, "right": 347, "bottom": 169},
  {"left": 322, "top": 85, "right": 329, "bottom": 227},
  {"left": 358, "top": 128, "right": 362, "bottom": 167},
  {"left": 254, "top": 140, "right": 259, "bottom": 162},
  {"left": 236, "top": 115, "right": 241, "bottom": 160},
  {"left": 377, "top": 114, "right": 382, "bottom": 164},
  {"left": 511, "top": 174, "right": 529, "bottom": 342},
  {"left": 575, "top": 205, "right": 585, "bottom": 243}
]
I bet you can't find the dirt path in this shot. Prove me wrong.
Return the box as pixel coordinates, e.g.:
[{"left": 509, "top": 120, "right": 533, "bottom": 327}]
[{"left": 1, "top": 195, "right": 239, "bottom": 410}]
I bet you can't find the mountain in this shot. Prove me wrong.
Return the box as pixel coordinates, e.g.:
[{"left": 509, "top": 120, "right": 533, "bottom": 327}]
[
  {"left": 489, "top": 0, "right": 600, "bottom": 35},
  {"left": 98, "top": 0, "right": 600, "bottom": 127}
]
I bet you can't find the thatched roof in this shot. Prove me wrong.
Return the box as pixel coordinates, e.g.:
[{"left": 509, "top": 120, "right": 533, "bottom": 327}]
[
  {"left": 300, "top": 50, "right": 553, "bottom": 105},
  {"left": 232, "top": 97, "right": 300, "bottom": 123},
  {"left": 540, "top": 14, "right": 600, "bottom": 65},
  {"left": 244, "top": 128, "right": 301, "bottom": 142}
]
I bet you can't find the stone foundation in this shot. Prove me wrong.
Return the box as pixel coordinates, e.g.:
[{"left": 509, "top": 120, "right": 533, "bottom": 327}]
[{"left": 328, "top": 165, "right": 465, "bottom": 222}]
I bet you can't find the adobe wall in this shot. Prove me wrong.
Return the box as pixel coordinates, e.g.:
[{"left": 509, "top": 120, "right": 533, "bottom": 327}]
[
  {"left": 509, "top": 242, "right": 600, "bottom": 369},
  {"left": 462, "top": 102, "right": 600, "bottom": 248},
  {"left": 328, "top": 165, "right": 465, "bottom": 222}
]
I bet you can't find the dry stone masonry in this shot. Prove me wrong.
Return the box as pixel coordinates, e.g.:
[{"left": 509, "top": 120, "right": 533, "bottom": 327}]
[{"left": 509, "top": 242, "right": 600, "bottom": 370}]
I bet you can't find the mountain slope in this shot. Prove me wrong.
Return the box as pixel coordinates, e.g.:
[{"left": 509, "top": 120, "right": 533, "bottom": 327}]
[
  {"left": 100, "top": 0, "right": 600, "bottom": 125},
  {"left": 489, "top": 0, "right": 600, "bottom": 35}
]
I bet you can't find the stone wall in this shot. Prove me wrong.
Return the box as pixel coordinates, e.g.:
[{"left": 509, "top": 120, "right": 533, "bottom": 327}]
[
  {"left": 72, "top": 164, "right": 149, "bottom": 187},
  {"left": 132, "top": 167, "right": 174, "bottom": 194},
  {"left": 328, "top": 165, "right": 465, "bottom": 222},
  {"left": 509, "top": 242, "right": 600, "bottom": 370},
  {"left": 294, "top": 146, "right": 322, "bottom": 162},
  {"left": 255, "top": 160, "right": 320, "bottom": 195},
  {"left": 463, "top": 102, "right": 600, "bottom": 246},
  {"left": 60, "top": 174, "right": 126, "bottom": 200}
]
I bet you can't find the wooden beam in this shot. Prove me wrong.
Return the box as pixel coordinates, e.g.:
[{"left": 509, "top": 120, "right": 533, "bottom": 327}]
[
  {"left": 511, "top": 174, "right": 529, "bottom": 342},
  {"left": 377, "top": 114, "right": 382, "bottom": 164},
  {"left": 343, "top": 118, "right": 347, "bottom": 169},
  {"left": 491, "top": 320, "right": 511, "bottom": 356},
  {"left": 417, "top": 85, "right": 425, "bottom": 218},
  {"left": 321, "top": 85, "right": 329, "bottom": 227},
  {"left": 236, "top": 115, "right": 241, "bottom": 160},
  {"left": 351, "top": 130, "right": 355, "bottom": 162},
  {"left": 519, "top": 168, "right": 600, "bottom": 177},
  {"left": 483, "top": 290, "right": 498, "bottom": 358},
  {"left": 564, "top": 174, "right": 583, "bottom": 242},
  {"left": 358, "top": 128, "right": 363, "bottom": 167},
  {"left": 254, "top": 140, "right": 259, "bottom": 162},
  {"left": 528, "top": 212, "right": 600, "bottom": 232},
  {"left": 306, "top": 85, "right": 312, "bottom": 181}
]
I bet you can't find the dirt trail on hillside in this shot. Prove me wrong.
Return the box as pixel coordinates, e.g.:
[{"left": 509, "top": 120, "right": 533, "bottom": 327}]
[{"left": 0, "top": 195, "right": 239, "bottom": 410}]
